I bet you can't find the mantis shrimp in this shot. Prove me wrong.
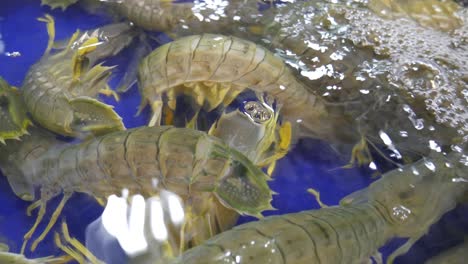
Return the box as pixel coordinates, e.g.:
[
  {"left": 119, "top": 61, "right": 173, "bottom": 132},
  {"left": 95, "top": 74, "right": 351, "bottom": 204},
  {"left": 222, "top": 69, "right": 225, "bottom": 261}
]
[
  {"left": 171, "top": 152, "right": 467, "bottom": 264},
  {"left": 137, "top": 34, "right": 350, "bottom": 144},
  {"left": 121, "top": 0, "right": 467, "bottom": 165},
  {"left": 1, "top": 126, "right": 273, "bottom": 255},
  {"left": 21, "top": 14, "right": 135, "bottom": 137}
]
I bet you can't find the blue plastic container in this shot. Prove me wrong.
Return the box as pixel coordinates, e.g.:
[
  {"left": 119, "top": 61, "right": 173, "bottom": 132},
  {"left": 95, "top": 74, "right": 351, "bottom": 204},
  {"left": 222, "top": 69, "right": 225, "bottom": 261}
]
[{"left": 0, "top": 1, "right": 467, "bottom": 263}]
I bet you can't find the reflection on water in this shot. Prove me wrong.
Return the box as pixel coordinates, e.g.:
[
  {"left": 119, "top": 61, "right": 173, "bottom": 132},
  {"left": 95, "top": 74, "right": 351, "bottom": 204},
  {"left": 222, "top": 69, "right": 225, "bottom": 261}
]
[
  {"left": 0, "top": 33, "right": 4, "bottom": 55},
  {"left": 0, "top": 0, "right": 467, "bottom": 263}
]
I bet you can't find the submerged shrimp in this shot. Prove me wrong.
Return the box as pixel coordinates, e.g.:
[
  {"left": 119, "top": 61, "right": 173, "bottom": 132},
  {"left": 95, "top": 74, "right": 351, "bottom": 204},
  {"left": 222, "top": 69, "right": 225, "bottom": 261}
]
[
  {"left": 45, "top": 97, "right": 288, "bottom": 263},
  {"left": 138, "top": 34, "right": 350, "bottom": 142},
  {"left": 172, "top": 153, "right": 467, "bottom": 264},
  {"left": 0, "top": 77, "right": 31, "bottom": 143},
  {"left": 22, "top": 15, "right": 136, "bottom": 137},
  {"left": 367, "top": 0, "right": 463, "bottom": 31},
  {"left": 11, "top": 126, "right": 273, "bottom": 254},
  {"left": 41, "top": 0, "right": 261, "bottom": 35}
]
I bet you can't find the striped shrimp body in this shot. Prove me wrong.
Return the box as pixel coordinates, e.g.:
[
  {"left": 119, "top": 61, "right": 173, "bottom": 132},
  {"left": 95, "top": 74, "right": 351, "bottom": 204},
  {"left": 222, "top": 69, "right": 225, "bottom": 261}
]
[
  {"left": 139, "top": 34, "right": 343, "bottom": 142},
  {"left": 0, "top": 77, "right": 31, "bottom": 143},
  {"left": 22, "top": 15, "right": 136, "bottom": 137},
  {"left": 18, "top": 126, "right": 273, "bottom": 253},
  {"left": 175, "top": 203, "right": 390, "bottom": 264},
  {"left": 82, "top": 0, "right": 259, "bottom": 34},
  {"left": 41, "top": 0, "right": 263, "bottom": 34},
  {"left": 173, "top": 153, "right": 467, "bottom": 264}
]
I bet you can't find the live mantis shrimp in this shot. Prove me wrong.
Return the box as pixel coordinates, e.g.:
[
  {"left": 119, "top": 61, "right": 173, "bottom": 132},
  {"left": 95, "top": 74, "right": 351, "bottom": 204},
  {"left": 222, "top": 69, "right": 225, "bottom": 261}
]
[
  {"left": 47, "top": 97, "right": 289, "bottom": 263},
  {"left": 138, "top": 34, "right": 349, "bottom": 144},
  {"left": 22, "top": 14, "right": 134, "bottom": 137},
  {"left": 4, "top": 126, "right": 273, "bottom": 255},
  {"left": 170, "top": 152, "right": 467, "bottom": 264}
]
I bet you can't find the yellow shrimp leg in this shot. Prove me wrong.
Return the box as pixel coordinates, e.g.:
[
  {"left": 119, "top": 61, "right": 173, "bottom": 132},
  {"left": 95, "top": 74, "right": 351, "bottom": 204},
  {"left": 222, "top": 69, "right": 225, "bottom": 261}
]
[
  {"left": 342, "top": 135, "right": 373, "bottom": 169},
  {"left": 71, "top": 37, "right": 100, "bottom": 82},
  {"left": 166, "top": 89, "right": 177, "bottom": 111},
  {"left": 30, "top": 193, "right": 71, "bottom": 251},
  {"left": 60, "top": 222, "right": 104, "bottom": 264},
  {"left": 178, "top": 207, "right": 193, "bottom": 254},
  {"left": 22, "top": 193, "right": 72, "bottom": 253},
  {"left": 185, "top": 111, "right": 200, "bottom": 130},
  {"left": 54, "top": 233, "right": 87, "bottom": 264},
  {"left": 266, "top": 121, "right": 292, "bottom": 176},
  {"left": 26, "top": 200, "right": 42, "bottom": 216},
  {"left": 98, "top": 84, "right": 120, "bottom": 102},
  {"left": 148, "top": 101, "right": 164, "bottom": 127},
  {"left": 94, "top": 197, "right": 106, "bottom": 207},
  {"left": 307, "top": 188, "right": 329, "bottom": 208},
  {"left": 21, "top": 201, "right": 47, "bottom": 254},
  {"left": 37, "top": 14, "right": 55, "bottom": 57}
]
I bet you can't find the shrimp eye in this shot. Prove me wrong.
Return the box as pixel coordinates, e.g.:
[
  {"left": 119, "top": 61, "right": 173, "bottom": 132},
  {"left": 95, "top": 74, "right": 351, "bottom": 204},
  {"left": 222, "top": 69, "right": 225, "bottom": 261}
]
[{"left": 243, "top": 101, "right": 272, "bottom": 123}]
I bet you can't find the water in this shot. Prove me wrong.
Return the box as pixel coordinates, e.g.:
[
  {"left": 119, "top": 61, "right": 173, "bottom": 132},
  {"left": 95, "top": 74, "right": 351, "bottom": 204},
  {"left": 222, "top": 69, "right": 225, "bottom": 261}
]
[{"left": 0, "top": 0, "right": 467, "bottom": 263}]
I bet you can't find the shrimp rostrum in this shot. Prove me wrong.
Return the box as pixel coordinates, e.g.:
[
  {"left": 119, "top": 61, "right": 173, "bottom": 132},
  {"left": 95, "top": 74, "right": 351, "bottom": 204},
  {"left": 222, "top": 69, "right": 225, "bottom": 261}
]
[
  {"left": 172, "top": 152, "right": 467, "bottom": 264},
  {"left": 11, "top": 126, "right": 273, "bottom": 254},
  {"left": 22, "top": 14, "right": 138, "bottom": 137}
]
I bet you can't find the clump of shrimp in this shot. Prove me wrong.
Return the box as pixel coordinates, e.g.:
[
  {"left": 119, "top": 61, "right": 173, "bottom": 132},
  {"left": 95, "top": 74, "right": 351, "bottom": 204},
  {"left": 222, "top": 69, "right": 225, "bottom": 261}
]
[{"left": 22, "top": 14, "right": 137, "bottom": 137}]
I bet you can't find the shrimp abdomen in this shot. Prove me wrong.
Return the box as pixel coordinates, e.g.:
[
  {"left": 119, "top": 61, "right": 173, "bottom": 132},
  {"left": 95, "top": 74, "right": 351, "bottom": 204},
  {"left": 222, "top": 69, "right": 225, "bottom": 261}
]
[{"left": 175, "top": 204, "right": 391, "bottom": 264}]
